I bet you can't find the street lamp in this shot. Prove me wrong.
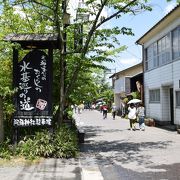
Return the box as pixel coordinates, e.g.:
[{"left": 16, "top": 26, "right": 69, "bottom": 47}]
[
  {"left": 74, "top": 0, "right": 89, "bottom": 51},
  {"left": 63, "top": 12, "right": 70, "bottom": 25},
  {"left": 59, "top": 0, "right": 89, "bottom": 124},
  {"left": 76, "top": 0, "right": 89, "bottom": 23}
]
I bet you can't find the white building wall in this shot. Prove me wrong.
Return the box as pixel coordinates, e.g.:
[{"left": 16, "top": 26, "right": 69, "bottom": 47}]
[
  {"left": 161, "top": 87, "right": 170, "bottom": 121},
  {"left": 172, "top": 60, "right": 180, "bottom": 125},
  {"left": 175, "top": 109, "right": 180, "bottom": 125},
  {"left": 114, "top": 78, "right": 125, "bottom": 93},
  {"left": 144, "top": 64, "right": 173, "bottom": 121},
  {"left": 144, "top": 19, "right": 180, "bottom": 49},
  {"left": 114, "top": 93, "right": 120, "bottom": 110},
  {"left": 173, "top": 60, "right": 180, "bottom": 89},
  {"left": 112, "top": 63, "right": 143, "bottom": 116},
  {"left": 113, "top": 78, "right": 125, "bottom": 112},
  {"left": 144, "top": 59, "right": 180, "bottom": 125},
  {"left": 148, "top": 104, "right": 161, "bottom": 120},
  {"left": 141, "top": 8, "right": 180, "bottom": 125}
]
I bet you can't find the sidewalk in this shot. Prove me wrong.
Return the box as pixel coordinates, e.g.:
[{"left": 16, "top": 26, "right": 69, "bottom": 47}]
[
  {"left": 75, "top": 110, "right": 180, "bottom": 180},
  {"left": 0, "top": 158, "right": 81, "bottom": 180},
  {"left": 0, "top": 110, "right": 180, "bottom": 180}
]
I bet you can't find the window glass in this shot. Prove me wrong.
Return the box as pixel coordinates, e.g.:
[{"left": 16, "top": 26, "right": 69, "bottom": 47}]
[
  {"left": 176, "top": 91, "right": 180, "bottom": 107},
  {"left": 157, "top": 35, "right": 170, "bottom": 66},
  {"left": 149, "top": 89, "right": 160, "bottom": 103},
  {"left": 145, "top": 32, "right": 171, "bottom": 71},
  {"left": 165, "top": 34, "right": 171, "bottom": 63},
  {"left": 172, "top": 27, "right": 180, "bottom": 60}
]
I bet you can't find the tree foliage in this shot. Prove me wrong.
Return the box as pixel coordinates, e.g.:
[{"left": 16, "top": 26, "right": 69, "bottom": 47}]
[{"left": 0, "top": 0, "right": 161, "bottom": 127}]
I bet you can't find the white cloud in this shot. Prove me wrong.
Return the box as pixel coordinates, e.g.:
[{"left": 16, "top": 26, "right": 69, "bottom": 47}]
[
  {"left": 68, "top": 0, "right": 78, "bottom": 22},
  {"left": 119, "top": 57, "right": 139, "bottom": 65},
  {"left": 68, "top": 0, "right": 109, "bottom": 24},
  {"left": 106, "top": 57, "right": 141, "bottom": 73},
  {"left": 101, "top": 56, "right": 141, "bottom": 75},
  {"left": 96, "top": 46, "right": 108, "bottom": 51},
  {"left": 13, "top": 6, "right": 26, "bottom": 18},
  {"left": 164, "top": 2, "right": 176, "bottom": 14}
]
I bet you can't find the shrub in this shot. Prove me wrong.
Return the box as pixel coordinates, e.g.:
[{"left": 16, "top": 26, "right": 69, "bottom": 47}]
[
  {"left": 15, "top": 138, "right": 38, "bottom": 160},
  {"left": 0, "top": 139, "right": 13, "bottom": 159},
  {"left": 15, "top": 130, "right": 54, "bottom": 159},
  {"left": 0, "top": 125, "right": 79, "bottom": 160},
  {"left": 15, "top": 125, "right": 78, "bottom": 159},
  {"left": 53, "top": 125, "right": 79, "bottom": 158}
]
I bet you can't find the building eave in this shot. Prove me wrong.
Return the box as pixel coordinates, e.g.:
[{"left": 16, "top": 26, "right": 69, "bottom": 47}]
[
  {"left": 4, "top": 33, "right": 59, "bottom": 49},
  {"left": 136, "top": 4, "right": 180, "bottom": 45},
  {"left": 109, "top": 62, "right": 142, "bottom": 79}
]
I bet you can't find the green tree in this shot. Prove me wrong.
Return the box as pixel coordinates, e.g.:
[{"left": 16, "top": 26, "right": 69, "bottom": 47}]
[
  {"left": 0, "top": 0, "right": 155, "bottom": 126},
  {"left": 0, "top": 44, "right": 15, "bottom": 140}
]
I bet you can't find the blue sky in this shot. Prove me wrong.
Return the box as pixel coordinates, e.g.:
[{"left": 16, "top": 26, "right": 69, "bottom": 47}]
[
  {"left": 9, "top": 0, "right": 178, "bottom": 75},
  {"left": 105, "top": 0, "right": 178, "bottom": 73}
]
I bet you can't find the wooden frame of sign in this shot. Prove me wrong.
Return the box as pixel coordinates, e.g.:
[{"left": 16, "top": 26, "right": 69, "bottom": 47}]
[{"left": 4, "top": 33, "right": 59, "bottom": 143}]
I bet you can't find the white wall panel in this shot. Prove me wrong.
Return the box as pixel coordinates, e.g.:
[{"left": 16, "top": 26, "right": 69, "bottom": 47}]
[{"left": 114, "top": 78, "right": 124, "bottom": 94}]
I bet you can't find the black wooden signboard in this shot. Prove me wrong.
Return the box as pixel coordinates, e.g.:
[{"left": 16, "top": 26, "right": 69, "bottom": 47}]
[{"left": 13, "top": 50, "right": 52, "bottom": 127}]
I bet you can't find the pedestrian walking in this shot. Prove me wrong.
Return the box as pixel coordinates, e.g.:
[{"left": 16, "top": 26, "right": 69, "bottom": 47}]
[
  {"left": 121, "top": 102, "right": 126, "bottom": 118},
  {"left": 128, "top": 103, "right": 137, "bottom": 130},
  {"left": 102, "top": 103, "right": 108, "bottom": 119},
  {"left": 74, "top": 104, "right": 78, "bottom": 113},
  {"left": 111, "top": 103, "right": 117, "bottom": 120},
  {"left": 136, "top": 102, "right": 145, "bottom": 131},
  {"left": 78, "top": 103, "right": 84, "bottom": 114}
]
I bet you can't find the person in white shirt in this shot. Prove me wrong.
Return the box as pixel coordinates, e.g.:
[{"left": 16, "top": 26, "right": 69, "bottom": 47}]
[{"left": 128, "top": 103, "right": 137, "bottom": 131}]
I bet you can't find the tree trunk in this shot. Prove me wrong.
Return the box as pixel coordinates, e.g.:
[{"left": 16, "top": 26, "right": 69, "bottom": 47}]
[
  {"left": 58, "top": 53, "right": 65, "bottom": 126},
  {"left": 0, "top": 96, "right": 4, "bottom": 142}
]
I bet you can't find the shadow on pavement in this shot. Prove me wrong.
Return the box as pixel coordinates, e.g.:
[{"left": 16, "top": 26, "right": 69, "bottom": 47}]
[
  {"left": 13, "top": 158, "right": 81, "bottom": 180},
  {"left": 79, "top": 124, "right": 179, "bottom": 180},
  {"left": 82, "top": 125, "right": 124, "bottom": 140},
  {"left": 80, "top": 138, "right": 179, "bottom": 180},
  {"left": 80, "top": 139, "right": 172, "bottom": 164},
  {"left": 99, "top": 162, "right": 180, "bottom": 180}
]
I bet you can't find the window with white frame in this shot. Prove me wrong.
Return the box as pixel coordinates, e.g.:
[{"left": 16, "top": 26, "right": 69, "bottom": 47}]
[
  {"left": 158, "top": 34, "right": 171, "bottom": 65},
  {"left": 176, "top": 91, "right": 180, "bottom": 107},
  {"left": 145, "top": 33, "right": 171, "bottom": 71},
  {"left": 172, "top": 26, "right": 180, "bottom": 60},
  {"left": 149, "top": 89, "right": 160, "bottom": 103},
  {"left": 145, "top": 42, "right": 158, "bottom": 71}
]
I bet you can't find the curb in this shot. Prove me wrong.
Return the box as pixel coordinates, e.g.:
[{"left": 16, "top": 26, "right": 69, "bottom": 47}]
[{"left": 79, "top": 159, "right": 104, "bottom": 180}]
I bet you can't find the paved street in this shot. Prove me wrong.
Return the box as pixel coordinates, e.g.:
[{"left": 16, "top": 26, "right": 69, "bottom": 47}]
[
  {"left": 76, "top": 110, "right": 180, "bottom": 180},
  {"left": 0, "top": 158, "right": 81, "bottom": 180},
  {"left": 0, "top": 110, "right": 180, "bottom": 180}
]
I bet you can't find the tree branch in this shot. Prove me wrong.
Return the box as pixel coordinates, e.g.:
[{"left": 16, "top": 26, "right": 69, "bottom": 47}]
[
  {"left": 65, "top": 60, "right": 82, "bottom": 97},
  {"left": 21, "top": 2, "right": 34, "bottom": 31},
  {"left": 29, "top": 0, "right": 54, "bottom": 11},
  {"left": 11, "top": 0, "right": 53, "bottom": 11},
  {"left": 30, "top": 2, "right": 54, "bottom": 22},
  {"left": 65, "top": 0, "right": 141, "bottom": 98},
  {"left": 96, "top": 0, "right": 138, "bottom": 29},
  {"left": 65, "top": 0, "right": 108, "bottom": 96},
  {"left": 83, "top": 0, "right": 108, "bottom": 55}
]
